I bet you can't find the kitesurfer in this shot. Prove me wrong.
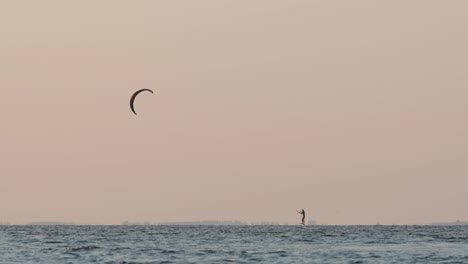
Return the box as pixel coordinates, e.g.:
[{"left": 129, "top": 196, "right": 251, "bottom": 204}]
[{"left": 297, "top": 209, "right": 305, "bottom": 225}]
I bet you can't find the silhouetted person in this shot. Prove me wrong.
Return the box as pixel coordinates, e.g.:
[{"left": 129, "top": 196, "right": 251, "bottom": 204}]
[{"left": 297, "top": 209, "right": 305, "bottom": 225}]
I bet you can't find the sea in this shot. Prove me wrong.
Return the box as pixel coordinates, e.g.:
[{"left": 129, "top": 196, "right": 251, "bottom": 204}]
[{"left": 1, "top": 225, "right": 468, "bottom": 263}]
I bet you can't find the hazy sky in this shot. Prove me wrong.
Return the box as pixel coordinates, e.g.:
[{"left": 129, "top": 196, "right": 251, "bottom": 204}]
[{"left": 1, "top": 1, "right": 468, "bottom": 225}]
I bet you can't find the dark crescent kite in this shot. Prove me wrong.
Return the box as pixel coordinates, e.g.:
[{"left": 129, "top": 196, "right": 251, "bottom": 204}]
[{"left": 130, "top": 89, "right": 154, "bottom": 115}]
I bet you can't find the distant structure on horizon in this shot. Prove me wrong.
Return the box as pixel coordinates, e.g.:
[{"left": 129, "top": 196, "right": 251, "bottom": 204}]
[
  {"left": 432, "top": 220, "right": 468, "bottom": 226},
  {"left": 121, "top": 220, "right": 296, "bottom": 226},
  {"left": 29, "top": 222, "right": 74, "bottom": 226},
  {"left": 156, "top": 220, "right": 249, "bottom": 226},
  {"left": 122, "top": 221, "right": 152, "bottom": 226}
]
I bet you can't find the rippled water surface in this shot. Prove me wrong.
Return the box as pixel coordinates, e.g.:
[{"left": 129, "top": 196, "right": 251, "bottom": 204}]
[{"left": 1, "top": 225, "right": 468, "bottom": 263}]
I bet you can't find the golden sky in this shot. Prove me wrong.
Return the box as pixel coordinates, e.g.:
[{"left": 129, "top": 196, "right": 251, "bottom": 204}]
[{"left": 1, "top": 1, "right": 468, "bottom": 225}]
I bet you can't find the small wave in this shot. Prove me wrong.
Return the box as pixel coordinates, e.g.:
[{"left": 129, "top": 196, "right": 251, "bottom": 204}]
[
  {"left": 112, "top": 247, "right": 131, "bottom": 250},
  {"left": 161, "top": 249, "right": 178, "bottom": 254},
  {"left": 70, "top": 245, "right": 101, "bottom": 251},
  {"left": 201, "top": 249, "right": 217, "bottom": 254},
  {"left": 269, "top": 250, "right": 287, "bottom": 254},
  {"left": 44, "top": 241, "right": 62, "bottom": 244}
]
